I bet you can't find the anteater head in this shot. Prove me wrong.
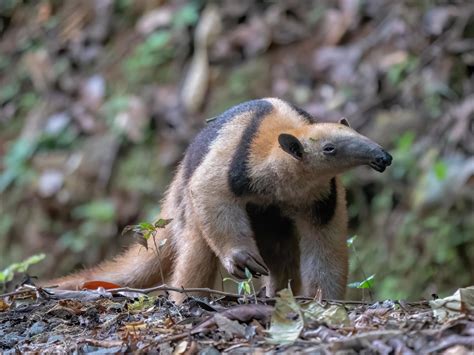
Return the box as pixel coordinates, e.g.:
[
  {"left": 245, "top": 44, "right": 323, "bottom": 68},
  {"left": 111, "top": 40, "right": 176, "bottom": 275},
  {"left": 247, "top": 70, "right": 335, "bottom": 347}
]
[{"left": 278, "top": 118, "right": 392, "bottom": 174}]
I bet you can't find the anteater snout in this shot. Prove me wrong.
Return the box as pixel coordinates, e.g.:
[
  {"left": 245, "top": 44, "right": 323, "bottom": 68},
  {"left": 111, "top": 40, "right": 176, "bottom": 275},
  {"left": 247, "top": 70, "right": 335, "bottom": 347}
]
[
  {"left": 375, "top": 150, "right": 392, "bottom": 166},
  {"left": 370, "top": 149, "right": 393, "bottom": 172}
]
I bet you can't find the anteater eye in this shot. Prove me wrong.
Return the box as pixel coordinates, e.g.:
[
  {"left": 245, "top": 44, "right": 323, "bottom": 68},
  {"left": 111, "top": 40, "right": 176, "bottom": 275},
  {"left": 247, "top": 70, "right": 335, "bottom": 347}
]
[{"left": 323, "top": 144, "right": 336, "bottom": 155}]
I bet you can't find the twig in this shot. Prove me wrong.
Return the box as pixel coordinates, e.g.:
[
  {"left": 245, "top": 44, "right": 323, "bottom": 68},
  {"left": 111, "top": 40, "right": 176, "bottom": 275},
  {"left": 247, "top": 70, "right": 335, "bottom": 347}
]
[
  {"left": 107, "top": 284, "right": 243, "bottom": 299},
  {"left": 77, "top": 338, "right": 125, "bottom": 348},
  {"left": 0, "top": 284, "right": 430, "bottom": 308}
]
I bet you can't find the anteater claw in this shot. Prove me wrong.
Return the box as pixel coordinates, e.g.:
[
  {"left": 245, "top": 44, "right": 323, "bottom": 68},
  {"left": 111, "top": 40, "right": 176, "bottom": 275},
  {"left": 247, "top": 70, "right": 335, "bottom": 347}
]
[{"left": 225, "top": 249, "right": 269, "bottom": 279}]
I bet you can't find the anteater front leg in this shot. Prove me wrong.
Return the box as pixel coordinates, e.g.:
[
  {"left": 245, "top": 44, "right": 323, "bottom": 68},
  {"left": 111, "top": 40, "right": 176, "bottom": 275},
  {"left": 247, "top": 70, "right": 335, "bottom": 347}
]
[{"left": 188, "top": 187, "right": 269, "bottom": 279}]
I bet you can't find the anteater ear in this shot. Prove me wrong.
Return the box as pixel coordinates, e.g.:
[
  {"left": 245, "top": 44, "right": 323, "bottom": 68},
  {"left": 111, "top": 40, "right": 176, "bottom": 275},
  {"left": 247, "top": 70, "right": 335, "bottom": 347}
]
[
  {"left": 278, "top": 134, "right": 304, "bottom": 160},
  {"left": 339, "top": 118, "right": 351, "bottom": 127}
]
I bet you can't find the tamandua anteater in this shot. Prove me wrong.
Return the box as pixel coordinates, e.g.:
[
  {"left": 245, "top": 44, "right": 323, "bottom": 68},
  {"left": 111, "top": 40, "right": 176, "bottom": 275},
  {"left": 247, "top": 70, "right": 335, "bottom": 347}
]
[{"left": 46, "top": 98, "right": 392, "bottom": 302}]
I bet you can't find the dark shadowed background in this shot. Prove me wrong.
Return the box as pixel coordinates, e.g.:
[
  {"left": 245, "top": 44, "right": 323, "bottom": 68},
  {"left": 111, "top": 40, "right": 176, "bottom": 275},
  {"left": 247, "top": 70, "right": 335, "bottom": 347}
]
[{"left": 1, "top": 0, "right": 473, "bottom": 300}]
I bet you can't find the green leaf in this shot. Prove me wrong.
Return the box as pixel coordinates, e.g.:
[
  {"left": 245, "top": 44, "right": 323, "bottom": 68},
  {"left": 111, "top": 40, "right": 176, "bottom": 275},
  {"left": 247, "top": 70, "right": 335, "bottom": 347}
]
[
  {"left": 348, "top": 274, "right": 375, "bottom": 289},
  {"left": 244, "top": 267, "right": 252, "bottom": 280},
  {"left": 139, "top": 222, "right": 155, "bottom": 231},
  {"left": 143, "top": 231, "right": 153, "bottom": 240},
  {"left": 154, "top": 218, "right": 173, "bottom": 228},
  {"left": 358, "top": 274, "right": 375, "bottom": 289},
  {"left": 238, "top": 282, "right": 244, "bottom": 295},
  {"left": 243, "top": 282, "right": 251, "bottom": 295},
  {"left": 267, "top": 288, "right": 304, "bottom": 344}
]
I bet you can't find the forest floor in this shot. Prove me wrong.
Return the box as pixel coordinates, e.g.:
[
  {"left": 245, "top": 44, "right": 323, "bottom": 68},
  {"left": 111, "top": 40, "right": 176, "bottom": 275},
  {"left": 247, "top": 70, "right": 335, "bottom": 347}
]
[{"left": 1, "top": 285, "right": 473, "bottom": 353}]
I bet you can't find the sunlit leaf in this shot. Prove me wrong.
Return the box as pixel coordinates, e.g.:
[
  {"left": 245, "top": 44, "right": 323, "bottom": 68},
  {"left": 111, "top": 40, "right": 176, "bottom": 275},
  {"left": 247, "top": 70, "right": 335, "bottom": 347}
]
[{"left": 348, "top": 274, "right": 375, "bottom": 289}]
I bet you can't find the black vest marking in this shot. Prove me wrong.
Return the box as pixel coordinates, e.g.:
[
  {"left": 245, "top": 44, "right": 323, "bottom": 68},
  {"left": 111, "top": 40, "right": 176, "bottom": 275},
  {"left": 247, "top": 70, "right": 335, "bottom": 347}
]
[
  {"left": 183, "top": 100, "right": 271, "bottom": 181},
  {"left": 247, "top": 203, "right": 296, "bottom": 252},
  {"left": 228, "top": 101, "right": 273, "bottom": 196},
  {"left": 311, "top": 177, "right": 337, "bottom": 226},
  {"left": 288, "top": 103, "right": 317, "bottom": 123},
  {"left": 247, "top": 203, "right": 300, "bottom": 288}
]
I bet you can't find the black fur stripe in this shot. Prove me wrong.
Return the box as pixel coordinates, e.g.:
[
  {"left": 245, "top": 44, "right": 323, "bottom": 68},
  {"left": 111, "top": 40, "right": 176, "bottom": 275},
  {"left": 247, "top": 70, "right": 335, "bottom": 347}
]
[
  {"left": 288, "top": 103, "right": 317, "bottom": 123},
  {"left": 311, "top": 177, "right": 337, "bottom": 225},
  {"left": 183, "top": 100, "right": 271, "bottom": 181},
  {"left": 228, "top": 101, "right": 273, "bottom": 196}
]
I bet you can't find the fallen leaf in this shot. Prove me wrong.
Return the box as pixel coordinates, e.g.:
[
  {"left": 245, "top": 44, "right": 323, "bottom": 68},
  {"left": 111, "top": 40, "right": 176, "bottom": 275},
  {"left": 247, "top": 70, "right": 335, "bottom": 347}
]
[
  {"left": 430, "top": 286, "right": 474, "bottom": 321},
  {"left": 220, "top": 304, "right": 272, "bottom": 324},
  {"left": 301, "top": 302, "right": 350, "bottom": 327},
  {"left": 214, "top": 313, "right": 246, "bottom": 338},
  {"left": 82, "top": 281, "right": 122, "bottom": 290},
  {"left": 267, "top": 288, "right": 304, "bottom": 344},
  {"left": 0, "top": 299, "right": 9, "bottom": 312},
  {"left": 173, "top": 340, "right": 188, "bottom": 354},
  {"left": 124, "top": 321, "right": 147, "bottom": 332}
]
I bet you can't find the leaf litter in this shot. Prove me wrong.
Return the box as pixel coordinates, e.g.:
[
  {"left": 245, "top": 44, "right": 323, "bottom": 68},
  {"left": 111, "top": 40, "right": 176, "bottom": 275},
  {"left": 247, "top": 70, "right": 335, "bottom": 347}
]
[{"left": 0, "top": 286, "right": 473, "bottom": 353}]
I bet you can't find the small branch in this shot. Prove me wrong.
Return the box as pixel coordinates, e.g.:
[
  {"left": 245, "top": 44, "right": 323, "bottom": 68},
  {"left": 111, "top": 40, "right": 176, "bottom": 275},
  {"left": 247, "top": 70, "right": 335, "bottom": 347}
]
[
  {"left": 0, "top": 284, "right": 430, "bottom": 308},
  {"left": 107, "top": 284, "right": 243, "bottom": 299}
]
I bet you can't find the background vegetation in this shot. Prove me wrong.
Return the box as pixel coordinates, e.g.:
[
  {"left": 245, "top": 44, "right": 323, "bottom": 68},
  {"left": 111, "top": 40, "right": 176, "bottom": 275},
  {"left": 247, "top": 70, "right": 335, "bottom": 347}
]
[{"left": 1, "top": 0, "right": 473, "bottom": 300}]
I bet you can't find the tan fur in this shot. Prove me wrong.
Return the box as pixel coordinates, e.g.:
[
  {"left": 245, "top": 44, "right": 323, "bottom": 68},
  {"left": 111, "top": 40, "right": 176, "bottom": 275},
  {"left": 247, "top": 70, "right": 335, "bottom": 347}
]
[{"left": 45, "top": 98, "right": 390, "bottom": 302}]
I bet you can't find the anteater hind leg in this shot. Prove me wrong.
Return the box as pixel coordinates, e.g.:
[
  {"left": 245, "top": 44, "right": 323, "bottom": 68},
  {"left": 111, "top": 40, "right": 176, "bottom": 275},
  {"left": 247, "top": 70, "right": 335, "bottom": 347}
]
[{"left": 169, "top": 226, "right": 218, "bottom": 303}]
